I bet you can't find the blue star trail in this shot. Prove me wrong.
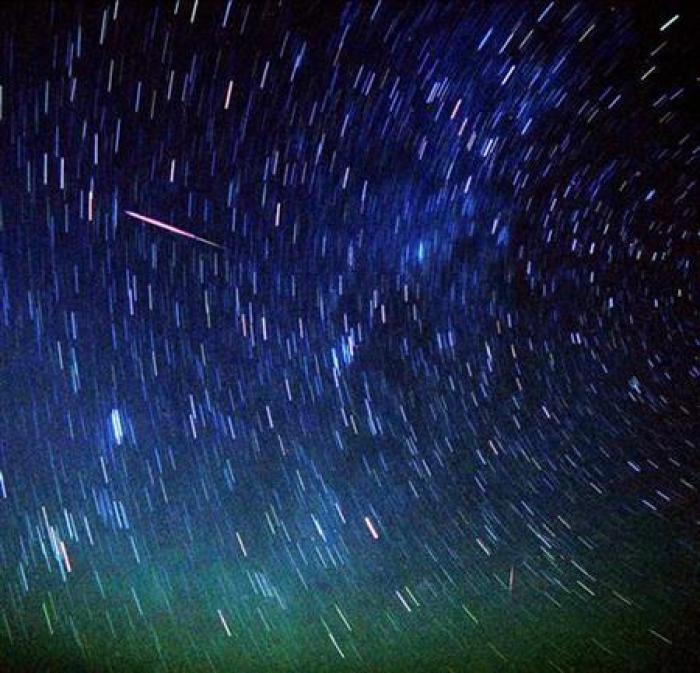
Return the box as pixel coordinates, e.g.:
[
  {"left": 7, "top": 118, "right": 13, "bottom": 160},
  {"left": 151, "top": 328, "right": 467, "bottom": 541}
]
[{"left": 0, "top": 2, "right": 697, "bottom": 672}]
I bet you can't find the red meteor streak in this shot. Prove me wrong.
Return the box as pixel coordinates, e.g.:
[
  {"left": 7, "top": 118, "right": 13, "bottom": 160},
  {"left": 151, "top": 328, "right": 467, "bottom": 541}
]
[{"left": 124, "top": 210, "right": 224, "bottom": 249}]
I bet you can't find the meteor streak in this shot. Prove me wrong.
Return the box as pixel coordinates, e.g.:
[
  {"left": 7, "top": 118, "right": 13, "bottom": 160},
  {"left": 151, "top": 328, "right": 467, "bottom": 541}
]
[{"left": 124, "top": 210, "right": 224, "bottom": 249}]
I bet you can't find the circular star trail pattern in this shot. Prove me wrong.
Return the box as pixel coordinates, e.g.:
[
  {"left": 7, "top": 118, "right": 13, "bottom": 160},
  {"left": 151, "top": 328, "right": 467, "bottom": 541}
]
[{"left": 0, "top": 2, "right": 698, "bottom": 672}]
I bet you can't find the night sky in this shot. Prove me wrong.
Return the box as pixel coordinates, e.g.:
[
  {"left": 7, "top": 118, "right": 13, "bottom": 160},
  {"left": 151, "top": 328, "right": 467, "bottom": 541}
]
[{"left": 0, "top": 2, "right": 698, "bottom": 672}]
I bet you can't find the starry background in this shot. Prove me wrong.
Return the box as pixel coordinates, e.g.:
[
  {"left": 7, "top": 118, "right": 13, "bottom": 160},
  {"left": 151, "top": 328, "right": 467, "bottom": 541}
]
[{"left": 0, "top": 1, "right": 698, "bottom": 672}]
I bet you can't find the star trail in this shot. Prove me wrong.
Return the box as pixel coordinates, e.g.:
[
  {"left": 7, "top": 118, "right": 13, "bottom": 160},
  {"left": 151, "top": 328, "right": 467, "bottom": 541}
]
[{"left": 0, "top": 2, "right": 698, "bottom": 672}]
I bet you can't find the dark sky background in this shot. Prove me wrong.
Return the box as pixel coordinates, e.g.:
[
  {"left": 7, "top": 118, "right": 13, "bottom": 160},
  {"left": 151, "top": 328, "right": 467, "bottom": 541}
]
[{"left": 0, "top": 2, "right": 698, "bottom": 672}]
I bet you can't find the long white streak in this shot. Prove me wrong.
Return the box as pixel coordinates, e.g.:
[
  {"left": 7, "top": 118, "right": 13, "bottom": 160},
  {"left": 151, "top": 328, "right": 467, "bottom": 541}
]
[
  {"left": 659, "top": 14, "right": 679, "bottom": 32},
  {"left": 124, "top": 211, "right": 224, "bottom": 249}
]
